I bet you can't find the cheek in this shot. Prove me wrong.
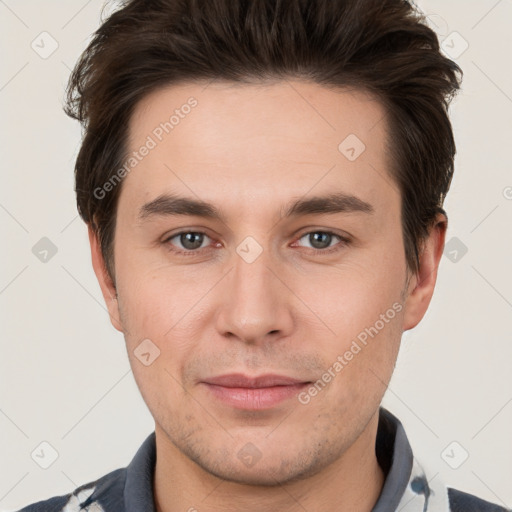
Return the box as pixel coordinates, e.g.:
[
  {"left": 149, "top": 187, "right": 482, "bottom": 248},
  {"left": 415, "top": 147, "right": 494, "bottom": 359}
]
[
  {"left": 115, "top": 263, "right": 215, "bottom": 373},
  {"left": 117, "top": 276, "right": 196, "bottom": 413},
  {"left": 293, "top": 246, "right": 405, "bottom": 401},
  {"left": 115, "top": 256, "right": 191, "bottom": 330},
  {"left": 301, "top": 257, "right": 405, "bottom": 342},
  {"left": 116, "top": 275, "right": 165, "bottom": 338},
  {"left": 306, "top": 280, "right": 403, "bottom": 411}
]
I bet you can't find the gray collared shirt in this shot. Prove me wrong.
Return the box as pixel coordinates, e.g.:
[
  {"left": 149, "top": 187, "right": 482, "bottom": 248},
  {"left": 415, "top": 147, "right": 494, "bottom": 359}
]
[{"left": 16, "top": 408, "right": 510, "bottom": 512}]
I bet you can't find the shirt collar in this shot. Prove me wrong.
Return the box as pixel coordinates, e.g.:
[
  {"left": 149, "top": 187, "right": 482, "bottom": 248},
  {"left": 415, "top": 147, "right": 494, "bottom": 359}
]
[
  {"left": 372, "top": 408, "right": 449, "bottom": 511},
  {"left": 124, "top": 430, "right": 157, "bottom": 512}
]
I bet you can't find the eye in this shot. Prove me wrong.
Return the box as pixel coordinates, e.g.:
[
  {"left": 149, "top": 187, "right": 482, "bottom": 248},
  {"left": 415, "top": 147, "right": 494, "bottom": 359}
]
[
  {"left": 163, "top": 229, "right": 350, "bottom": 257},
  {"left": 164, "top": 231, "right": 213, "bottom": 254},
  {"left": 294, "top": 230, "right": 349, "bottom": 253}
]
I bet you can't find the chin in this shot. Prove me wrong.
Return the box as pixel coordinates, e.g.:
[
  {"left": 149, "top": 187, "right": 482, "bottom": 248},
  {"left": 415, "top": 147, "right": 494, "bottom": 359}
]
[{"left": 186, "top": 442, "right": 331, "bottom": 488}]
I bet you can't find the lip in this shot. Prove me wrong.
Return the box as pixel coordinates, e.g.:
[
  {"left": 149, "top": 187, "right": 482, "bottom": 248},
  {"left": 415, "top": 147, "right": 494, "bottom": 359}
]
[
  {"left": 201, "top": 373, "right": 311, "bottom": 410},
  {"left": 203, "top": 373, "right": 308, "bottom": 388}
]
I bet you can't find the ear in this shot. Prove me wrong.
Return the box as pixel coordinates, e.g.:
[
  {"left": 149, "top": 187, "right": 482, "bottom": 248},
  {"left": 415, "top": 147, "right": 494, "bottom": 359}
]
[
  {"left": 88, "top": 225, "right": 123, "bottom": 332},
  {"left": 402, "top": 213, "right": 447, "bottom": 331}
]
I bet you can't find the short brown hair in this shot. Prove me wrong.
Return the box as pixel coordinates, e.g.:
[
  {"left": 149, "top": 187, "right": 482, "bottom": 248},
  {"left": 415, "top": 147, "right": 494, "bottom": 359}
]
[{"left": 65, "top": 0, "right": 462, "bottom": 280}]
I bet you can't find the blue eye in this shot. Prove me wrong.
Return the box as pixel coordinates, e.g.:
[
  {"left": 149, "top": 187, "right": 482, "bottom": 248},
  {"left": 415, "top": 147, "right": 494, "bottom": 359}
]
[
  {"left": 163, "top": 229, "right": 349, "bottom": 256},
  {"left": 297, "top": 231, "right": 343, "bottom": 250},
  {"left": 165, "top": 232, "right": 212, "bottom": 254}
]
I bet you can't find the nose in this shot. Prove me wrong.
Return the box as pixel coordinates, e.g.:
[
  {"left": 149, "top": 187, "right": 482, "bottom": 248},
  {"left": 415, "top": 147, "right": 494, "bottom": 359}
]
[{"left": 214, "top": 243, "right": 294, "bottom": 345}]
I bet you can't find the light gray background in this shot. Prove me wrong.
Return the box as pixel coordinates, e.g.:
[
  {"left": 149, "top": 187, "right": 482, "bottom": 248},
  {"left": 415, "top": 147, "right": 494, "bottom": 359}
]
[{"left": 1, "top": 0, "right": 511, "bottom": 509}]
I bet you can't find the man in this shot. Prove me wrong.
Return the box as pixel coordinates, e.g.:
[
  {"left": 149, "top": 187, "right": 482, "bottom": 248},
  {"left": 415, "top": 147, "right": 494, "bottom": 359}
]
[{"left": 17, "top": 0, "right": 510, "bottom": 511}]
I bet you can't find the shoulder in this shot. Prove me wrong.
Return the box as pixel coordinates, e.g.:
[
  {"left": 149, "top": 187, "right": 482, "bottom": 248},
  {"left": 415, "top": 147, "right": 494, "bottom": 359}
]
[
  {"left": 14, "top": 467, "right": 126, "bottom": 512},
  {"left": 448, "top": 487, "right": 511, "bottom": 512},
  {"left": 15, "top": 432, "right": 156, "bottom": 512}
]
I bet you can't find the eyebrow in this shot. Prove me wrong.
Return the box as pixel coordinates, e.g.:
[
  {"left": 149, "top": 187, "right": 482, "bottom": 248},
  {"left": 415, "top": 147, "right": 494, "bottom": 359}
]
[{"left": 138, "top": 192, "right": 374, "bottom": 222}]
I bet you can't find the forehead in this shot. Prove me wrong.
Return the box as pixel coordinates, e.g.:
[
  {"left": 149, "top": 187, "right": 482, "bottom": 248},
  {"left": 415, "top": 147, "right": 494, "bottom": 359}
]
[{"left": 122, "top": 79, "right": 397, "bottom": 216}]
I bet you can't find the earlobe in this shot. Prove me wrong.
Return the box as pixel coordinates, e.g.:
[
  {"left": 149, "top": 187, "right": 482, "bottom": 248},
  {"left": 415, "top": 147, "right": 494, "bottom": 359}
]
[
  {"left": 402, "top": 213, "right": 447, "bottom": 331},
  {"left": 88, "top": 225, "right": 124, "bottom": 332}
]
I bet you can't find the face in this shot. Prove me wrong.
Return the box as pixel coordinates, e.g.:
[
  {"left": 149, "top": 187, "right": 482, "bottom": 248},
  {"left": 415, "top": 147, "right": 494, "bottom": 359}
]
[{"left": 91, "top": 80, "right": 438, "bottom": 486}]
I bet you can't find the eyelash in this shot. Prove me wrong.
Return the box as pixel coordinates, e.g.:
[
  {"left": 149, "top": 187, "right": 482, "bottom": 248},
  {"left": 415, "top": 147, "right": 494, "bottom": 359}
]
[{"left": 162, "top": 230, "right": 350, "bottom": 256}]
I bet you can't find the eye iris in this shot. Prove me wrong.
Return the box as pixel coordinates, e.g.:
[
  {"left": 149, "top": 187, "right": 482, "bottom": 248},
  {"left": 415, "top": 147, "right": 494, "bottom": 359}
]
[
  {"left": 181, "top": 232, "right": 203, "bottom": 250},
  {"left": 310, "top": 232, "right": 332, "bottom": 249}
]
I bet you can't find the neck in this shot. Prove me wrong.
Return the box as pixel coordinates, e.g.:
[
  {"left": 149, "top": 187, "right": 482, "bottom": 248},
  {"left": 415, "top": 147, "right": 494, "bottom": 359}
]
[{"left": 153, "top": 410, "right": 385, "bottom": 512}]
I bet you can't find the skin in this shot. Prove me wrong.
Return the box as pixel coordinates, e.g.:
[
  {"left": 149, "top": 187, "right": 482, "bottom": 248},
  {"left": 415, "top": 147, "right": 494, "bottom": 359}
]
[{"left": 89, "top": 80, "right": 446, "bottom": 512}]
